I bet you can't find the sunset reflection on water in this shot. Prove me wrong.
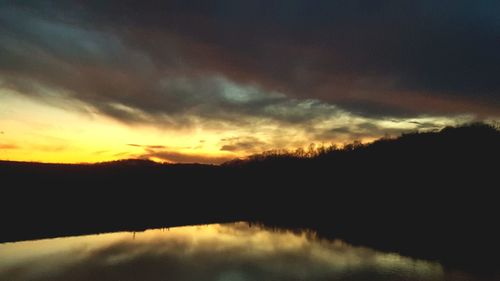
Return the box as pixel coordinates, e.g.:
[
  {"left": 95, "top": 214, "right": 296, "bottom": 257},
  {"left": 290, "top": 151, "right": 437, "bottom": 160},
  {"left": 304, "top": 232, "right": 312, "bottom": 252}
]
[{"left": 0, "top": 223, "right": 487, "bottom": 281}]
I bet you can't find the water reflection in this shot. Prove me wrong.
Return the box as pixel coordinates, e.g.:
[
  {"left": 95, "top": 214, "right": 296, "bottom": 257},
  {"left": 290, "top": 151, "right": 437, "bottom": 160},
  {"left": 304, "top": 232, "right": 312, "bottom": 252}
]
[{"left": 0, "top": 223, "right": 490, "bottom": 281}]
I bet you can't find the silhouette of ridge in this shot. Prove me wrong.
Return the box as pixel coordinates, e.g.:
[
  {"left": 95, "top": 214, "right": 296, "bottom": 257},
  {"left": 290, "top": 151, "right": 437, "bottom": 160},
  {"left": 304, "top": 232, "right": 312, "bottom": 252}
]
[{"left": 1, "top": 123, "right": 499, "bottom": 274}]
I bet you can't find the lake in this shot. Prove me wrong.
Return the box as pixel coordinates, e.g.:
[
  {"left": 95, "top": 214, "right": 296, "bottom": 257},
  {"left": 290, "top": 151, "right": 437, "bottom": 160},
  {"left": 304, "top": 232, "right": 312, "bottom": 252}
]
[{"left": 0, "top": 222, "right": 494, "bottom": 281}]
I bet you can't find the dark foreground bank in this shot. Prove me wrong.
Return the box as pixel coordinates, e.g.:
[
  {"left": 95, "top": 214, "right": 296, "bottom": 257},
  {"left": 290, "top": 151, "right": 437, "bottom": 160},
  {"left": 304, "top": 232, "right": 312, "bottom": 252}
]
[{"left": 1, "top": 123, "right": 499, "bottom": 274}]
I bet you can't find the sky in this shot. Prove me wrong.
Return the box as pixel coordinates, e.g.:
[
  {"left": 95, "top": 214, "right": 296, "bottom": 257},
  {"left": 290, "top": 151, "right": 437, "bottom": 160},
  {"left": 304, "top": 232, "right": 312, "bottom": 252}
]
[{"left": 0, "top": 0, "right": 499, "bottom": 164}]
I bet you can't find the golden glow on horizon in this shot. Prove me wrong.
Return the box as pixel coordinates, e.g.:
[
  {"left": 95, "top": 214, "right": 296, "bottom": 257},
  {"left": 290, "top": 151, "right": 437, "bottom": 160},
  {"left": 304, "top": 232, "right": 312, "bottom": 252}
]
[
  {"left": 0, "top": 90, "right": 472, "bottom": 164},
  {"left": 0, "top": 92, "right": 237, "bottom": 163}
]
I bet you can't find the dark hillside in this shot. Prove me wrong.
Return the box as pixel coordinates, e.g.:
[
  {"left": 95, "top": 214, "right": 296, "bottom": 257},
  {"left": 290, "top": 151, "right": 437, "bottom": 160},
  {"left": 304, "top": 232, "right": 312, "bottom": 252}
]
[{"left": 1, "top": 123, "right": 499, "bottom": 273}]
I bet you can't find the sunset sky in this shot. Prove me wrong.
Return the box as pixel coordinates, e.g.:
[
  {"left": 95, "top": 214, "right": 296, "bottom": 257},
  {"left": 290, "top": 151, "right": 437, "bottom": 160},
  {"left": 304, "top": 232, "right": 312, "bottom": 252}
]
[{"left": 1, "top": 1, "right": 499, "bottom": 164}]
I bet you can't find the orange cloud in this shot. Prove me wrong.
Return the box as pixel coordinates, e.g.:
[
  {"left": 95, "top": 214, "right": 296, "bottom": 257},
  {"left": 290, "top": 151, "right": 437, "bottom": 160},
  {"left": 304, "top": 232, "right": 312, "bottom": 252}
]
[{"left": 0, "top": 144, "right": 18, "bottom": 149}]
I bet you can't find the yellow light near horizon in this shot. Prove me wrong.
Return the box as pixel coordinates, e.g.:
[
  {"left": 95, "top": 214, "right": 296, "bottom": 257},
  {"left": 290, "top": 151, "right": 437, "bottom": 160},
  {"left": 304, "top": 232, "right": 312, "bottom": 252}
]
[
  {"left": 0, "top": 91, "right": 351, "bottom": 164},
  {"left": 0, "top": 92, "right": 238, "bottom": 164},
  {"left": 1, "top": 89, "right": 474, "bottom": 164}
]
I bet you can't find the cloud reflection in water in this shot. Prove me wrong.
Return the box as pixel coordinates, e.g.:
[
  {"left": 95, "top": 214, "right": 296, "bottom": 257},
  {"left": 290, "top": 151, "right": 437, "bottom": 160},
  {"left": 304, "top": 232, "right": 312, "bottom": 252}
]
[{"left": 0, "top": 223, "right": 477, "bottom": 281}]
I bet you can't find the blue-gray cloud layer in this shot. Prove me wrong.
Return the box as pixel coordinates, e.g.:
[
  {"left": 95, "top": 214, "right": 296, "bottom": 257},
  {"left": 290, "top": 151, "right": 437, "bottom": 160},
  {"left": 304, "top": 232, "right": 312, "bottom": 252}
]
[{"left": 1, "top": 1, "right": 498, "bottom": 127}]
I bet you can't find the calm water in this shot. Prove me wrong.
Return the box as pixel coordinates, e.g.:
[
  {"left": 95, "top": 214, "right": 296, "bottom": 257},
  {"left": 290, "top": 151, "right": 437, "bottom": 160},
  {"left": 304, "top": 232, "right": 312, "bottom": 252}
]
[{"left": 0, "top": 223, "right": 493, "bottom": 281}]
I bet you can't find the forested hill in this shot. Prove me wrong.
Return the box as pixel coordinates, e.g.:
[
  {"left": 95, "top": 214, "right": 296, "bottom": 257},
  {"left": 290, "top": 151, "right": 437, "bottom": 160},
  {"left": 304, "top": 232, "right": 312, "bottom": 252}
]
[{"left": 1, "top": 123, "right": 499, "bottom": 273}]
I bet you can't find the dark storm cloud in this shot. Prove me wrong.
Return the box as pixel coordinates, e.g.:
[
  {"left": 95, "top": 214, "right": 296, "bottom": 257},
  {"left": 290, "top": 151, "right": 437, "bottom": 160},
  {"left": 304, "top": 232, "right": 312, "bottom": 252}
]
[
  {"left": 0, "top": 5, "right": 345, "bottom": 127},
  {"left": 0, "top": 0, "right": 498, "bottom": 127},
  {"left": 75, "top": 0, "right": 500, "bottom": 115}
]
